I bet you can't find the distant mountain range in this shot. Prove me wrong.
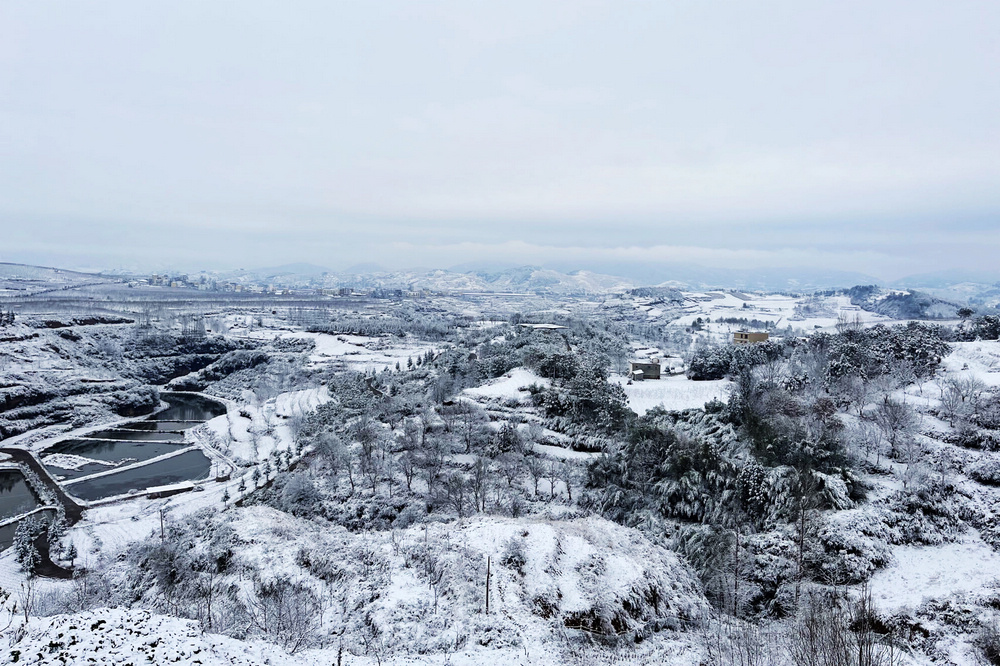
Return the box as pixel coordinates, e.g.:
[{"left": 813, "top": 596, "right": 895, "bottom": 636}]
[
  {"left": 233, "top": 262, "right": 883, "bottom": 294},
  {"left": 2, "top": 261, "right": 999, "bottom": 307}
]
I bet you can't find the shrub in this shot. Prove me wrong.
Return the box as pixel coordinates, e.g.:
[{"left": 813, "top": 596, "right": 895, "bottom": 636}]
[
  {"left": 979, "top": 620, "right": 1000, "bottom": 665},
  {"left": 968, "top": 455, "right": 1000, "bottom": 486}
]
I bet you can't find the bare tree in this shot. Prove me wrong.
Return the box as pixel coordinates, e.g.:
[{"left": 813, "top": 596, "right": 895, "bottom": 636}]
[
  {"left": 399, "top": 451, "right": 417, "bottom": 491},
  {"left": 559, "top": 461, "right": 574, "bottom": 501},
  {"left": 445, "top": 472, "right": 468, "bottom": 517},
  {"left": 457, "top": 402, "right": 474, "bottom": 454},
  {"left": 940, "top": 375, "right": 987, "bottom": 425},
  {"left": 244, "top": 576, "right": 322, "bottom": 654},
  {"left": 873, "top": 399, "right": 919, "bottom": 460},
  {"left": 526, "top": 456, "right": 545, "bottom": 497},
  {"left": 496, "top": 452, "right": 523, "bottom": 488},
  {"left": 786, "top": 587, "right": 898, "bottom": 666},
  {"left": 840, "top": 376, "right": 873, "bottom": 417},
  {"left": 786, "top": 591, "right": 852, "bottom": 666},
  {"left": 546, "top": 461, "right": 561, "bottom": 500},
  {"left": 471, "top": 457, "right": 491, "bottom": 513},
  {"left": 418, "top": 437, "right": 446, "bottom": 496},
  {"left": 852, "top": 420, "right": 887, "bottom": 467}
]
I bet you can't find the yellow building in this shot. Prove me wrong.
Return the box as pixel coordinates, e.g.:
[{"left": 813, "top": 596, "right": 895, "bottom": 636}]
[{"left": 733, "top": 331, "right": 769, "bottom": 345}]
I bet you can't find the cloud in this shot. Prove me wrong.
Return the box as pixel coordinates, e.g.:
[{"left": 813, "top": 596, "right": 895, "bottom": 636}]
[{"left": 0, "top": 1, "right": 997, "bottom": 277}]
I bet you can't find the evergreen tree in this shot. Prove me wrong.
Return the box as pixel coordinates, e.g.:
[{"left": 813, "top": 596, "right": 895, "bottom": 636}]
[{"left": 14, "top": 517, "right": 44, "bottom": 576}]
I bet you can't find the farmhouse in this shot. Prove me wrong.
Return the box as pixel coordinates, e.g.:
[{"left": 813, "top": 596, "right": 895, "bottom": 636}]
[
  {"left": 629, "top": 358, "right": 661, "bottom": 380},
  {"left": 733, "top": 331, "right": 769, "bottom": 345}
]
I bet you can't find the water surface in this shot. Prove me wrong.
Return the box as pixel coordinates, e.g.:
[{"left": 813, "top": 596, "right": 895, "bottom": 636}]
[
  {"left": 153, "top": 393, "right": 227, "bottom": 422},
  {"left": 65, "top": 449, "right": 212, "bottom": 501},
  {"left": 118, "top": 421, "right": 196, "bottom": 432},
  {"left": 0, "top": 469, "right": 40, "bottom": 522},
  {"left": 45, "top": 438, "right": 187, "bottom": 465},
  {"left": 83, "top": 429, "right": 186, "bottom": 442}
]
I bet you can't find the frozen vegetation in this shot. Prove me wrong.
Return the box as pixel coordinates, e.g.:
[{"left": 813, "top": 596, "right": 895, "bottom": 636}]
[{"left": 2, "top": 272, "right": 1000, "bottom": 664}]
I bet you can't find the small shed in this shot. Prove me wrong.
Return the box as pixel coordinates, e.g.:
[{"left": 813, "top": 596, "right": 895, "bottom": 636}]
[{"left": 146, "top": 481, "right": 195, "bottom": 499}]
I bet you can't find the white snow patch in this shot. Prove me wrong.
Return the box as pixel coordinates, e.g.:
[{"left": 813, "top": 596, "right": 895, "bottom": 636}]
[
  {"left": 40, "top": 453, "right": 115, "bottom": 471},
  {"left": 613, "top": 374, "right": 732, "bottom": 415},
  {"left": 463, "top": 368, "right": 550, "bottom": 401},
  {"left": 531, "top": 443, "right": 599, "bottom": 461},
  {"left": 869, "top": 530, "right": 1000, "bottom": 611}
]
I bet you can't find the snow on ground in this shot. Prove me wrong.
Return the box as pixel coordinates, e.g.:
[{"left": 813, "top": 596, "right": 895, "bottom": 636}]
[
  {"left": 273, "top": 386, "right": 330, "bottom": 418},
  {"left": 612, "top": 374, "right": 732, "bottom": 415},
  {"left": 668, "top": 292, "right": 893, "bottom": 342},
  {"left": 198, "top": 386, "right": 320, "bottom": 464},
  {"left": 279, "top": 331, "right": 441, "bottom": 373},
  {"left": 38, "top": 507, "right": 704, "bottom": 666},
  {"left": 868, "top": 529, "right": 1000, "bottom": 612},
  {"left": 940, "top": 341, "right": 1000, "bottom": 387},
  {"left": 531, "top": 443, "right": 599, "bottom": 461},
  {"left": 3, "top": 607, "right": 309, "bottom": 666},
  {"left": 463, "top": 368, "right": 550, "bottom": 401},
  {"left": 40, "top": 452, "right": 115, "bottom": 471},
  {"left": 1, "top": 604, "right": 705, "bottom": 666},
  {"left": 2, "top": 509, "right": 709, "bottom": 666}
]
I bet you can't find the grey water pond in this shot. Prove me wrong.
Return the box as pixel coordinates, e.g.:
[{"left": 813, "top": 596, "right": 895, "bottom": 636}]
[
  {"left": 0, "top": 468, "right": 41, "bottom": 522},
  {"left": 43, "top": 439, "right": 190, "bottom": 480},
  {"left": 118, "top": 421, "right": 197, "bottom": 432},
  {"left": 152, "top": 393, "right": 227, "bottom": 422},
  {"left": 38, "top": 392, "right": 225, "bottom": 497},
  {"left": 64, "top": 449, "right": 212, "bottom": 502},
  {"left": 82, "top": 429, "right": 186, "bottom": 442}
]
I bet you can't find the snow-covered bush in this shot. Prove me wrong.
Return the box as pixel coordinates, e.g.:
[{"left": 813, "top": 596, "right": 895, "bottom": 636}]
[
  {"left": 812, "top": 509, "right": 895, "bottom": 584},
  {"left": 976, "top": 618, "right": 1000, "bottom": 665},
  {"left": 967, "top": 454, "right": 1000, "bottom": 485},
  {"left": 66, "top": 506, "right": 709, "bottom": 658},
  {"left": 740, "top": 530, "right": 799, "bottom": 615},
  {"left": 883, "top": 474, "right": 967, "bottom": 545},
  {"left": 101, "top": 385, "right": 159, "bottom": 416}
]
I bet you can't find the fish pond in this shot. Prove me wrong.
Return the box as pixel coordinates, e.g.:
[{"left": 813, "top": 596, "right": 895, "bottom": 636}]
[
  {"left": 0, "top": 468, "right": 41, "bottom": 522},
  {"left": 39, "top": 392, "right": 226, "bottom": 501},
  {"left": 64, "top": 450, "right": 212, "bottom": 502}
]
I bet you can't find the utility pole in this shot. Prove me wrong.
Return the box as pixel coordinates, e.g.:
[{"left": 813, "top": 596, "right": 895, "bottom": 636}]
[{"left": 485, "top": 556, "right": 491, "bottom": 615}]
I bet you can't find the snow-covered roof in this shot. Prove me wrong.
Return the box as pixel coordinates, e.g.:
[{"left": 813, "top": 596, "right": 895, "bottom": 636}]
[{"left": 145, "top": 481, "right": 195, "bottom": 495}]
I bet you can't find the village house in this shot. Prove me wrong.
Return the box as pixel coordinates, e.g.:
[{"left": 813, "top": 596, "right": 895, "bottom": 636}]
[
  {"left": 629, "top": 358, "right": 661, "bottom": 380},
  {"left": 733, "top": 331, "right": 769, "bottom": 345}
]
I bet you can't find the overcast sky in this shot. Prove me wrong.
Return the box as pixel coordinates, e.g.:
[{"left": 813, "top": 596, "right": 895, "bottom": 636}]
[{"left": 1, "top": 1, "right": 998, "bottom": 280}]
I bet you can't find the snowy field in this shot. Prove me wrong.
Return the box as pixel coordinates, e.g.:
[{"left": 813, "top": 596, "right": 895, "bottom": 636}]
[
  {"left": 651, "top": 291, "right": 898, "bottom": 345},
  {"left": 940, "top": 341, "right": 1000, "bottom": 387},
  {"left": 3, "top": 511, "right": 708, "bottom": 666},
  {"left": 612, "top": 374, "right": 732, "bottom": 415},
  {"left": 463, "top": 368, "right": 550, "bottom": 401},
  {"left": 868, "top": 530, "right": 1000, "bottom": 612},
  {"left": 268, "top": 330, "right": 441, "bottom": 374}
]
